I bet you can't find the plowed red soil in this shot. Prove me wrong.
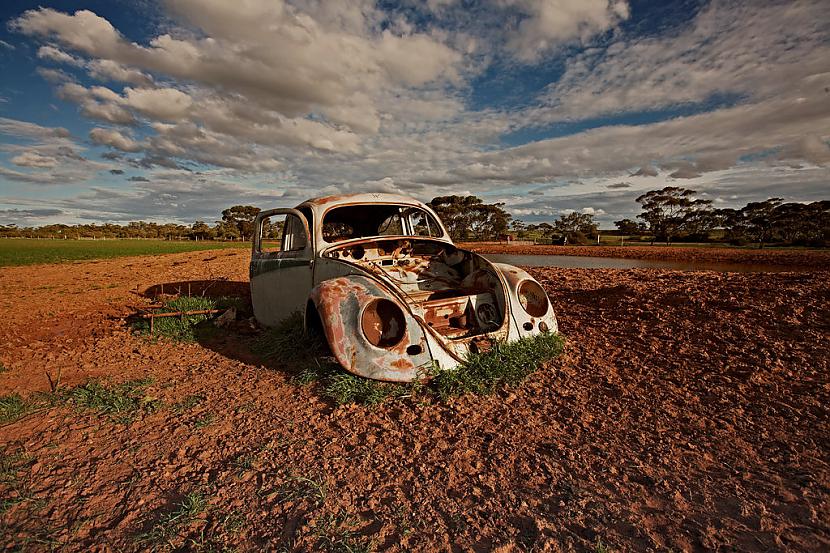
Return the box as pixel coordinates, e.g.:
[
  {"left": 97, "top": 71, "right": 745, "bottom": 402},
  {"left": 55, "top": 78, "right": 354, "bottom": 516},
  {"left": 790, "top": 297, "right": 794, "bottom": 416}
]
[
  {"left": 459, "top": 243, "right": 830, "bottom": 269},
  {"left": 1, "top": 250, "right": 829, "bottom": 551}
]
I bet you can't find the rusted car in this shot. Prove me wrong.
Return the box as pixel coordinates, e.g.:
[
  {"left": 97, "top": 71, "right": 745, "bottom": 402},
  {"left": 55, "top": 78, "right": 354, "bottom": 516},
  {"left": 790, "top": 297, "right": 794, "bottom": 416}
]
[{"left": 250, "top": 193, "right": 557, "bottom": 382}]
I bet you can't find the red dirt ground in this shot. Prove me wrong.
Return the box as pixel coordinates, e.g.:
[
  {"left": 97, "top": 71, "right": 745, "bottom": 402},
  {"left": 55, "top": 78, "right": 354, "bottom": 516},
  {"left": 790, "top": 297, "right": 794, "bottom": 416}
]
[
  {"left": 459, "top": 243, "right": 830, "bottom": 269},
  {"left": 1, "top": 250, "right": 829, "bottom": 551}
]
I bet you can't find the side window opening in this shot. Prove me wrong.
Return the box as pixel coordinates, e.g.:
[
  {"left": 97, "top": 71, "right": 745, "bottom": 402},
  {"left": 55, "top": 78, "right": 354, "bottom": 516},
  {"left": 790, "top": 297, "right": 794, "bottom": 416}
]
[
  {"left": 406, "top": 208, "right": 441, "bottom": 237},
  {"left": 298, "top": 206, "right": 314, "bottom": 245},
  {"left": 281, "top": 214, "right": 308, "bottom": 253},
  {"left": 258, "top": 216, "right": 283, "bottom": 254},
  {"left": 257, "top": 213, "right": 308, "bottom": 256},
  {"left": 377, "top": 210, "right": 403, "bottom": 236}
]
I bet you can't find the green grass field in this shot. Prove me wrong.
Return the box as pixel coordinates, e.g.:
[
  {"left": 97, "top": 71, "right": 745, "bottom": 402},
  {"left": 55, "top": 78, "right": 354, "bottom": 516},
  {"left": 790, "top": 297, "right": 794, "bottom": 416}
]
[{"left": 0, "top": 239, "right": 249, "bottom": 267}]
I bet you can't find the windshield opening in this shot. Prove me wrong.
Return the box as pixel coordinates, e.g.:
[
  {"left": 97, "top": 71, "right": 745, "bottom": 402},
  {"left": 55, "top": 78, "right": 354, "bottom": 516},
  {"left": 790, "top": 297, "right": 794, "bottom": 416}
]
[{"left": 322, "top": 205, "right": 442, "bottom": 243}]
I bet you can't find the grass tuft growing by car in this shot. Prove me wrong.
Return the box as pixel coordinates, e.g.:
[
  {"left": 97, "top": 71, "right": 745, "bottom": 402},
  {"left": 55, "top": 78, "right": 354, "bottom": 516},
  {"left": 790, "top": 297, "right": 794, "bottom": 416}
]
[
  {"left": 252, "top": 311, "right": 325, "bottom": 365},
  {"left": 429, "top": 331, "right": 565, "bottom": 398},
  {"left": 319, "top": 332, "right": 564, "bottom": 404},
  {"left": 255, "top": 312, "right": 564, "bottom": 405},
  {"left": 324, "top": 372, "right": 423, "bottom": 406},
  {"left": 254, "top": 312, "right": 427, "bottom": 405}
]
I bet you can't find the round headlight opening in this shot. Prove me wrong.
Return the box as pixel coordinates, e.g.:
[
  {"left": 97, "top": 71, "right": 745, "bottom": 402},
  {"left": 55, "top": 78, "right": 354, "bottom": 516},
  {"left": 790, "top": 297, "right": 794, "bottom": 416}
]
[
  {"left": 361, "top": 298, "right": 406, "bottom": 348},
  {"left": 518, "top": 280, "right": 549, "bottom": 317}
]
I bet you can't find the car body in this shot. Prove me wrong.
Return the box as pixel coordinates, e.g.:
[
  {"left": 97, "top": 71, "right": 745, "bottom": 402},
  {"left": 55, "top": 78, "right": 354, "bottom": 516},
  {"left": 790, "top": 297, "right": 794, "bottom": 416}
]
[{"left": 250, "top": 193, "right": 558, "bottom": 382}]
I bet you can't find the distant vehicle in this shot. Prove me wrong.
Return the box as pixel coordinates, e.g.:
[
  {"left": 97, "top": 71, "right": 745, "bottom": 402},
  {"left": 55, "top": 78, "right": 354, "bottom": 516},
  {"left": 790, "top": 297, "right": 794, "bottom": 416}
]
[{"left": 250, "top": 193, "right": 558, "bottom": 382}]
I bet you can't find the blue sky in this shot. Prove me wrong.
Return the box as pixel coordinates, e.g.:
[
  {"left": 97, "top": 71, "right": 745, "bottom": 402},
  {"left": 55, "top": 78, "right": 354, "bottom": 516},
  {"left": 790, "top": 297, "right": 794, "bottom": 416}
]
[{"left": 0, "top": 0, "right": 828, "bottom": 227}]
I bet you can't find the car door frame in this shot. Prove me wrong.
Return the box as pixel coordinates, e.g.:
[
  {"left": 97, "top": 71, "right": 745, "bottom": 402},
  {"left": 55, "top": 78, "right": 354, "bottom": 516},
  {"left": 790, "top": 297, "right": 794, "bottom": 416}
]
[{"left": 249, "top": 208, "right": 314, "bottom": 327}]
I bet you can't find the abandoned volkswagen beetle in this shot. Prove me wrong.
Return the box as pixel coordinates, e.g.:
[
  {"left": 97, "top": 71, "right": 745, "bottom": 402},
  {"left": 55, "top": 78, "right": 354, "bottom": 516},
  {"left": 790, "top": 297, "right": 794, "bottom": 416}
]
[{"left": 250, "top": 193, "right": 557, "bottom": 382}]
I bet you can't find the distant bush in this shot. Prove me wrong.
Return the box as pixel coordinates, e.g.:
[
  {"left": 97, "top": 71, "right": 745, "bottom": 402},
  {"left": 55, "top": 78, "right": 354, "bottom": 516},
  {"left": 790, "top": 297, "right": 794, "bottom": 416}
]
[{"left": 566, "top": 230, "right": 592, "bottom": 245}]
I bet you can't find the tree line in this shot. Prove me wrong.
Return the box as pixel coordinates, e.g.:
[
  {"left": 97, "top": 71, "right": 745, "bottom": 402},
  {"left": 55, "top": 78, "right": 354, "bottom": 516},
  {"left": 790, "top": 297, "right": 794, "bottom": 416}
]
[
  {"left": 3, "top": 189, "right": 828, "bottom": 247},
  {"left": 615, "top": 187, "right": 830, "bottom": 247},
  {"left": 509, "top": 187, "right": 829, "bottom": 248},
  {"left": 0, "top": 205, "right": 281, "bottom": 241},
  {"left": 0, "top": 198, "right": 515, "bottom": 242}
]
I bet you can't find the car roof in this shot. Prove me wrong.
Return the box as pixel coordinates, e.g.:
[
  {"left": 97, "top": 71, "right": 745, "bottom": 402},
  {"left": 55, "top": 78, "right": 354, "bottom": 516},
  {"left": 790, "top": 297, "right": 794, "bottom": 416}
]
[{"left": 297, "top": 193, "right": 428, "bottom": 211}]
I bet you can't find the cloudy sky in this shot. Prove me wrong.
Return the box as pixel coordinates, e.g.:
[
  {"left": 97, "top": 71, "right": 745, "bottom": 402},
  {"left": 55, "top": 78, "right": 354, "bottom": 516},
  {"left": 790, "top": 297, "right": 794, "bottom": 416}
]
[{"left": 0, "top": 0, "right": 828, "bottom": 228}]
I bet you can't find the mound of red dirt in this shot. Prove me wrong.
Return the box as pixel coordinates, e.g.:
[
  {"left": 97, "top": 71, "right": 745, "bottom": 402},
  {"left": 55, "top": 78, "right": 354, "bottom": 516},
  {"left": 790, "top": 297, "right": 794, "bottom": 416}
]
[{"left": 1, "top": 250, "right": 828, "bottom": 551}]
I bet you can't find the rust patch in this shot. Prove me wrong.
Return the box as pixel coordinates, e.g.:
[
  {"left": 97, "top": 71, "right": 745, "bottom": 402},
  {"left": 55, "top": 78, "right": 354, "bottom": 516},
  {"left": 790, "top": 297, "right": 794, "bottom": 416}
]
[
  {"left": 421, "top": 292, "right": 499, "bottom": 338},
  {"left": 390, "top": 358, "right": 414, "bottom": 371},
  {"left": 471, "top": 336, "right": 495, "bottom": 354}
]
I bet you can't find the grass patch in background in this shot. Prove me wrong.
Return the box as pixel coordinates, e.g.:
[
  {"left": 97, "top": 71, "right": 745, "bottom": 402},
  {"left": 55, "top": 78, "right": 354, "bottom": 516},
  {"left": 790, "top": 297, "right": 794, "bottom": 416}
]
[
  {"left": 0, "top": 448, "right": 37, "bottom": 515},
  {"left": 0, "top": 449, "right": 34, "bottom": 483},
  {"left": 192, "top": 412, "right": 216, "bottom": 429},
  {"left": 595, "top": 538, "right": 611, "bottom": 553},
  {"left": 312, "top": 511, "right": 373, "bottom": 553},
  {"left": 279, "top": 475, "right": 328, "bottom": 506},
  {"left": 172, "top": 394, "right": 205, "bottom": 413},
  {"left": 0, "top": 238, "right": 246, "bottom": 267},
  {"left": 1, "top": 379, "right": 161, "bottom": 426},
  {"left": 255, "top": 314, "right": 564, "bottom": 405}
]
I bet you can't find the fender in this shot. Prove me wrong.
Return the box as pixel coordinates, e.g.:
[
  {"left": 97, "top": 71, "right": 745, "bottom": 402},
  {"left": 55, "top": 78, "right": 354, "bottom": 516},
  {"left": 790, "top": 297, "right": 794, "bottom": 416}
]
[
  {"left": 491, "top": 263, "right": 559, "bottom": 336},
  {"left": 308, "top": 275, "right": 433, "bottom": 382}
]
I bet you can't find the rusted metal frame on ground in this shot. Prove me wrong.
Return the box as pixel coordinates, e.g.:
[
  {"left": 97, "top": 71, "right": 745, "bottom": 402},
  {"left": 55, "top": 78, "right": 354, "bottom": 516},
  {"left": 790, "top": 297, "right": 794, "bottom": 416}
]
[
  {"left": 132, "top": 304, "right": 223, "bottom": 335},
  {"left": 137, "top": 309, "right": 222, "bottom": 319},
  {"left": 130, "top": 278, "right": 231, "bottom": 334}
]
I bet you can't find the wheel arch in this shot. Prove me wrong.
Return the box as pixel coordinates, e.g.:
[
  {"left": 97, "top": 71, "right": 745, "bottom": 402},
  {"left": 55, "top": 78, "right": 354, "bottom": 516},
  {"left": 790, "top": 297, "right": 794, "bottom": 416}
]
[{"left": 307, "top": 275, "right": 433, "bottom": 382}]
